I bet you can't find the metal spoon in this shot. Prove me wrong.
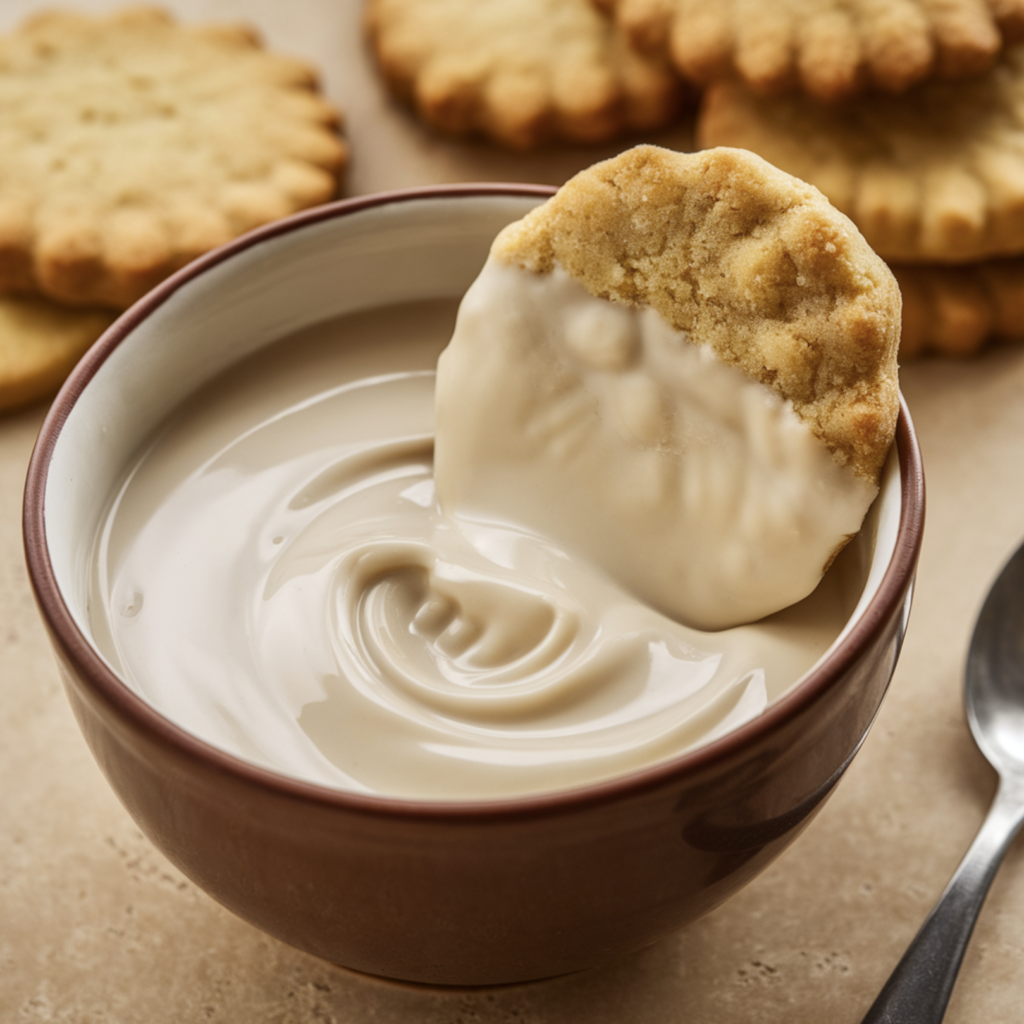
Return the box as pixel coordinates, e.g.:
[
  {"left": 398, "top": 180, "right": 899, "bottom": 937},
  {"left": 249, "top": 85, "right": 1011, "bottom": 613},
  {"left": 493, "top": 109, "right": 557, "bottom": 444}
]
[{"left": 860, "top": 539, "right": 1024, "bottom": 1024}]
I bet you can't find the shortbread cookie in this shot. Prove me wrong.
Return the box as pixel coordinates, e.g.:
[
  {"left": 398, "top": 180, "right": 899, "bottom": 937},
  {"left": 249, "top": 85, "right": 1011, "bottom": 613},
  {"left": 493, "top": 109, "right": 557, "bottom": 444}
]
[
  {"left": 597, "top": 0, "right": 1024, "bottom": 100},
  {"left": 365, "top": 0, "right": 687, "bottom": 150},
  {"left": 697, "top": 59, "right": 1024, "bottom": 264},
  {"left": 0, "top": 297, "right": 114, "bottom": 412},
  {"left": 895, "top": 258, "right": 1024, "bottom": 356},
  {"left": 435, "top": 146, "right": 900, "bottom": 629},
  {"left": 487, "top": 146, "right": 900, "bottom": 478},
  {"left": 0, "top": 7, "right": 347, "bottom": 310}
]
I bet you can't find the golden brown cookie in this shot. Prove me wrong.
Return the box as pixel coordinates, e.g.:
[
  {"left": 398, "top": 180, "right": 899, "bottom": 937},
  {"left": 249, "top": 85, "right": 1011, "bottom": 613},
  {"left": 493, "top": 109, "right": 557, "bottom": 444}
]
[
  {"left": 0, "top": 7, "right": 347, "bottom": 310},
  {"left": 364, "top": 0, "right": 687, "bottom": 150},
  {"left": 599, "top": 0, "right": 1024, "bottom": 100},
  {"left": 0, "top": 296, "right": 114, "bottom": 412},
  {"left": 493, "top": 144, "right": 901, "bottom": 481},
  {"left": 895, "top": 258, "right": 1024, "bottom": 356},
  {"left": 696, "top": 55, "right": 1024, "bottom": 264}
]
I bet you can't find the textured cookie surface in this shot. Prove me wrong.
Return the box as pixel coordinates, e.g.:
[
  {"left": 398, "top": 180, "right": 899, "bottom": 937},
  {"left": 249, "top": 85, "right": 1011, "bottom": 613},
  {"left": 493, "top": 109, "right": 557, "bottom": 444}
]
[
  {"left": 0, "top": 297, "right": 114, "bottom": 411},
  {"left": 598, "top": 0, "right": 1024, "bottom": 100},
  {"left": 493, "top": 145, "right": 901, "bottom": 482},
  {"left": 697, "top": 56, "right": 1024, "bottom": 264},
  {"left": 0, "top": 7, "right": 347, "bottom": 310},
  {"left": 365, "top": 0, "right": 686, "bottom": 149}
]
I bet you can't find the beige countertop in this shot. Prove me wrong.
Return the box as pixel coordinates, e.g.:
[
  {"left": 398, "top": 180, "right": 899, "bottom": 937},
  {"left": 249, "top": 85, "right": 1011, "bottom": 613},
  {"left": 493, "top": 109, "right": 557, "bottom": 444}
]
[{"left": 3, "top": 1, "right": 1024, "bottom": 1020}]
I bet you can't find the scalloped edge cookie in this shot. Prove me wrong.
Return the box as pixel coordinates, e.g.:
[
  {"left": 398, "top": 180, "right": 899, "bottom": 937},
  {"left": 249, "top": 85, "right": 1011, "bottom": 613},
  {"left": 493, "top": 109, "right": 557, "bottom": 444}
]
[
  {"left": 365, "top": 0, "right": 689, "bottom": 150},
  {"left": 0, "top": 7, "right": 347, "bottom": 310},
  {"left": 896, "top": 258, "right": 1024, "bottom": 357},
  {"left": 597, "top": 0, "right": 1024, "bottom": 100},
  {"left": 0, "top": 296, "right": 114, "bottom": 412},
  {"left": 696, "top": 58, "right": 1024, "bottom": 264}
]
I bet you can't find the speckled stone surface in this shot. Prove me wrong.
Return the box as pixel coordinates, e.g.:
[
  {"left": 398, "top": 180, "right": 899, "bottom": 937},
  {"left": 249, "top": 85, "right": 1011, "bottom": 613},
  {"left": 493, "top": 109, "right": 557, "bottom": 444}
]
[{"left": 3, "top": 2, "right": 1024, "bottom": 1021}]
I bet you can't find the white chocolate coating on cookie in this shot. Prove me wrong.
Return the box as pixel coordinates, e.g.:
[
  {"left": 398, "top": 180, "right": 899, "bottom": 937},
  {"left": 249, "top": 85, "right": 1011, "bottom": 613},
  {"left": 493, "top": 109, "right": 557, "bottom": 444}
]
[
  {"left": 436, "top": 259, "right": 878, "bottom": 630},
  {"left": 91, "top": 300, "right": 864, "bottom": 799}
]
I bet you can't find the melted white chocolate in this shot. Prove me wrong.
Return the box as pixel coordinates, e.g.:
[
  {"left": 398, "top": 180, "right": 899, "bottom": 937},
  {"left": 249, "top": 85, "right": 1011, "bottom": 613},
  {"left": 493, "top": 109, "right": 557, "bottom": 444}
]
[
  {"left": 90, "top": 299, "right": 865, "bottom": 800},
  {"left": 436, "top": 259, "right": 878, "bottom": 631}
]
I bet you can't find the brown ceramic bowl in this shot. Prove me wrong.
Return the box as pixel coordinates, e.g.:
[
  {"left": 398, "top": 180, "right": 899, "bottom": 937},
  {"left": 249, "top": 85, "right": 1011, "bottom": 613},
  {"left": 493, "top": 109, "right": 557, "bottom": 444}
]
[{"left": 24, "top": 185, "right": 925, "bottom": 987}]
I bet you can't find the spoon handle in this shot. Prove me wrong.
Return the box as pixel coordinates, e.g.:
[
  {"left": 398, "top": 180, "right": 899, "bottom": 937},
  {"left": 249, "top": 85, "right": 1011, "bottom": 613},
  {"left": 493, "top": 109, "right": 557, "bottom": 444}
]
[{"left": 859, "top": 776, "right": 1024, "bottom": 1024}]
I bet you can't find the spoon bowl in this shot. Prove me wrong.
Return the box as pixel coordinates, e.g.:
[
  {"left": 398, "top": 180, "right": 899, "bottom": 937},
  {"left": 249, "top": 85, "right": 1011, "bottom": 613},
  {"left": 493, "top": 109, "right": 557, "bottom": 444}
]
[
  {"left": 861, "top": 537, "right": 1024, "bottom": 1024},
  {"left": 967, "top": 543, "right": 1024, "bottom": 773}
]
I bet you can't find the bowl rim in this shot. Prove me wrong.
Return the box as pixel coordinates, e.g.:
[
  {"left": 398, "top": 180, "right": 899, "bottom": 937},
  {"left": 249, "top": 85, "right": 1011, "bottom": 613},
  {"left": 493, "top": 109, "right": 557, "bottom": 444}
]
[{"left": 23, "top": 183, "right": 926, "bottom": 825}]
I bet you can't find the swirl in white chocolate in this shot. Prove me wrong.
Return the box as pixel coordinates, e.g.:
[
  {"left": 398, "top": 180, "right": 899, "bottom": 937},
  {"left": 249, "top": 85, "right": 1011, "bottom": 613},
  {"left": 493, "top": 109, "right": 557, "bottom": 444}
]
[{"left": 90, "top": 300, "right": 862, "bottom": 800}]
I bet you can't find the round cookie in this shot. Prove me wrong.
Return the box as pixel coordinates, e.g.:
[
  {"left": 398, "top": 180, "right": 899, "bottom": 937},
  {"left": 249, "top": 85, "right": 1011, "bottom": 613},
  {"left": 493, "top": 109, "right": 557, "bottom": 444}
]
[
  {"left": 597, "top": 0, "right": 1024, "bottom": 101},
  {"left": 0, "top": 7, "right": 347, "bottom": 310},
  {"left": 365, "top": 0, "right": 688, "bottom": 150},
  {"left": 436, "top": 145, "right": 900, "bottom": 630},
  {"left": 0, "top": 296, "right": 114, "bottom": 412},
  {"left": 492, "top": 145, "right": 900, "bottom": 481},
  {"left": 895, "top": 258, "right": 1024, "bottom": 357},
  {"left": 696, "top": 57, "right": 1024, "bottom": 264}
]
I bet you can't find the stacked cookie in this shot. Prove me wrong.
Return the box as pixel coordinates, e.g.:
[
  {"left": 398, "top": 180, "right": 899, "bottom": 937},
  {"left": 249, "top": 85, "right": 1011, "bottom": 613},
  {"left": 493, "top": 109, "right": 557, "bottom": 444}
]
[
  {"left": 366, "top": 0, "right": 1024, "bottom": 356},
  {"left": 364, "top": 0, "right": 691, "bottom": 149},
  {"left": 697, "top": 60, "right": 1024, "bottom": 357},
  {"left": 598, "top": 0, "right": 1024, "bottom": 102},
  {"left": 0, "top": 7, "right": 348, "bottom": 412},
  {"left": 643, "top": 0, "right": 1024, "bottom": 357}
]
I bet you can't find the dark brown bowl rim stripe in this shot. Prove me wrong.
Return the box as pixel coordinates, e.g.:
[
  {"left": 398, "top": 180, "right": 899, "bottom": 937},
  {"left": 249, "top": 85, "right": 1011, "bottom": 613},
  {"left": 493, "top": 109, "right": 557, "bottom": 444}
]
[{"left": 23, "top": 183, "right": 926, "bottom": 825}]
